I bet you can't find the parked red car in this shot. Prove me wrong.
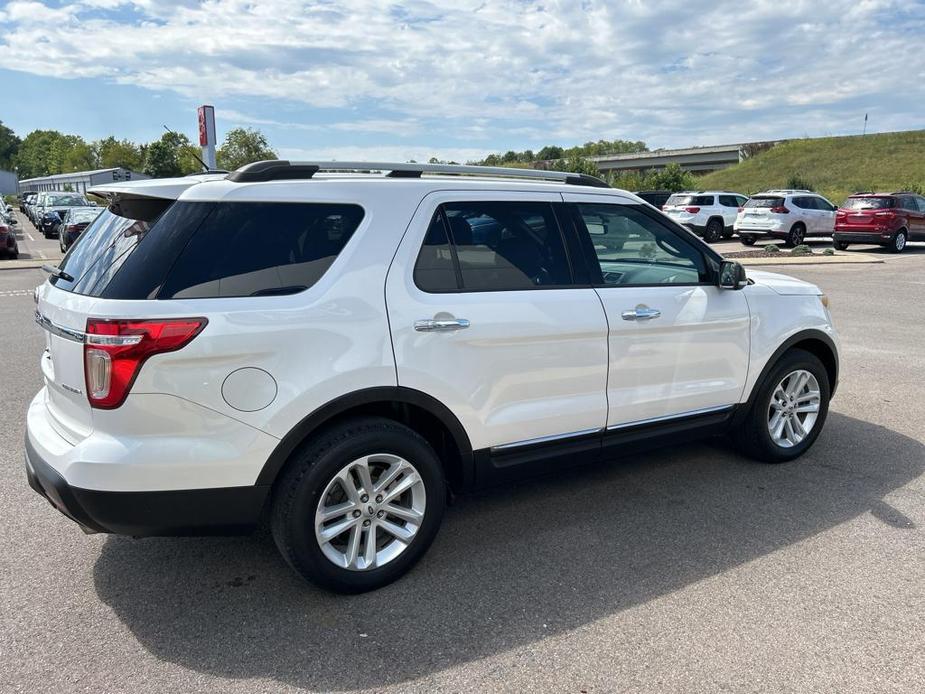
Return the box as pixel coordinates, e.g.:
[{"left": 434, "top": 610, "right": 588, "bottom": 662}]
[{"left": 833, "top": 192, "right": 925, "bottom": 253}]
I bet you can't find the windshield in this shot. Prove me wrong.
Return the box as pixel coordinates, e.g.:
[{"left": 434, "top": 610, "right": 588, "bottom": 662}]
[
  {"left": 744, "top": 197, "right": 784, "bottom": 208},
  {"left": 843, "top": 197, "right": 894, "bottom": 210},
  {"left": 46, "top": 194, "right": 89, "bottom": 207}
]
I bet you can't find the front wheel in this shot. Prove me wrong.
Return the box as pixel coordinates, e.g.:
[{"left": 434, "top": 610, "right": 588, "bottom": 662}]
[
  {"left": 732, "top": 348, "right": 830, "bottom": 463},
  {"left": 833, "top": 240, "right": 849, "bottom": 251},
  {"left": 740, "top": 235, "right": 756, "bottom": 246},
  {"left": 271, "top": 417, "right": 446, "bottom": 593}
]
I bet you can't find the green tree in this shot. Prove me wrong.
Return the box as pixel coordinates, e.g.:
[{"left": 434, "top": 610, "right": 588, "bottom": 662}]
[
  {"left": 551, "top": 154, "right": 601, "bottom": 177},
  {"left": 216, "top": 127, "right": 277, "bottom": 171},
  {"left": 0, "top": 121, "right": 20, "bottom": 170},
  {"left": 646, "top": 163, "right": 696, "bottom": 192},
  {"left": 95, "top": 137, "right": 144, "bottom": 171},
  {"left": 536, "top": 145, "right": 563, "bottom": 160},
  {"left": 51, "top": 135, "right": 96, "bottom": 172},
  {"left": 143, "top": 139, "right": 183, "bottom": 178},
  {"left": 14, "top": 130, "right": 66, "bottom": 178}
]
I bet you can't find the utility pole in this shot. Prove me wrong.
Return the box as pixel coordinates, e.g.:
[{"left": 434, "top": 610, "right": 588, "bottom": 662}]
[{"left": 863, "top": 113, "right": 868, "bottom": 136}]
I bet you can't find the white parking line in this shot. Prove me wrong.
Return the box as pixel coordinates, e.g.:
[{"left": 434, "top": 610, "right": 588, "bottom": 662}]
[{"left": 26, "top": 233, "right": 34, "bottom": 241}]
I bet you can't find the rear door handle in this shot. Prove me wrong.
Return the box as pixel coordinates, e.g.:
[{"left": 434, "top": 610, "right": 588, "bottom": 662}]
[
  {"left": 621, "top": 307, "right": 661, "bottom": 321},
  {"left": 414, "top": 318, "right": 471, "bottom": 332}
]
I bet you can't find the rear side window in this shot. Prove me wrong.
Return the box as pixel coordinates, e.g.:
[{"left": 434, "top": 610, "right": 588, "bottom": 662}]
[
  {"left": 444, "top": 202, "right": 572, "bottom": 291},
  {"left": 414, "top": 202, "right": 573, "bottom": 292},
  {"left": 158, "top": 202, "right": 364, "bottom": 299}
]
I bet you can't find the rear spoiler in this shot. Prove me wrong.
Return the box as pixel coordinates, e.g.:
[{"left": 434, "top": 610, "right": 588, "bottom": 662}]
[{"left": 89, "top": 174, "right": 227, "bottom": 222}]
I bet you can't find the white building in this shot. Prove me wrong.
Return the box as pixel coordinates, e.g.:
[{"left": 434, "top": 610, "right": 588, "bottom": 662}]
[
  {"left": 0, "top": 169, "right": 18, "bottom": 196},
  {"left": 19, "top": 168, "right": 149, "bottom": 195}
]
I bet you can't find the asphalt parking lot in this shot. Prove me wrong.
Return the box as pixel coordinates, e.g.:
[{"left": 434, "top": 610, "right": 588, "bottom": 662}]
[{"left": 1, "top": 219, "right": 923, "bottom": 693}]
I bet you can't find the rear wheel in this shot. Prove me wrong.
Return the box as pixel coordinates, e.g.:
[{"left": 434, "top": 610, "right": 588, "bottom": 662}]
[
  {"left": 833, "top": 240, "right": 849, "bottom": 251},
  {"left": 733, "top": 348, "right": 830, "bottom": 463},
  {"left": 890, "top": 230, "right": 907, "bottom": 253},
  {"left": 271, "top": 417, "right": 446, "bottom": 593},
  {"left": 703, "top": 218, "right": 723, "bottom": 243},
  {"left": 785, "top": 223, "right": 805, "bottom": 247},
  {"left": 740, "top": 236, "right": 756, "bottom": 246}
]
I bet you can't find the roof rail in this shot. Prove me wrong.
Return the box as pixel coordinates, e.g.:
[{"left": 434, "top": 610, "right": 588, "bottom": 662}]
[
  {"left": 225, "top": 160, "right": 610, "bottom": 188},
  {"left": 186, "top": 169, "right": 229, "bottom": 176}
]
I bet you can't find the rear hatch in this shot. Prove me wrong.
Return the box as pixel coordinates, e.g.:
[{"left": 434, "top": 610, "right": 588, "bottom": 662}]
[
  {"left": 35, "top": 176, "right": 222, "bottom": 443},
  {"left": 740, "top": 196, "right": 784, "bottom": 227},
  {"left": 837, "top": 196, "right": 895, "bottom": 231},
  {"left": 663, "top": 194, "right": 712, "bottom": 222}
]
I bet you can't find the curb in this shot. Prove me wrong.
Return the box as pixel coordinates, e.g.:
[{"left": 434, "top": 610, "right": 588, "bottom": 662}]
[
  {"left": 0, "top": 261, "right": 47, "bottom": 271},
  {"left": 733, "top": 253, "right": 883, "bottom": 266}
]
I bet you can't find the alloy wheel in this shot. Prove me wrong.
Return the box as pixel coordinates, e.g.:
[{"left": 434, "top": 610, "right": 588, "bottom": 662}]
[
  {"left": 314, "top": 454, "right": 426, "bottom": 571},
  {"left": 767, "top": 369, "right": 821, "bottom": 448}
]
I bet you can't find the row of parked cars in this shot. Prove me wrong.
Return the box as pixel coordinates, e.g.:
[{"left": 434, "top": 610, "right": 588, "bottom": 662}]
[
  {"left": 636, "top": 188, "right": 925, "bottom": 253},
  {"left": 18, "top": 190, "right": 103, "bottom": 252},
  {"left": 1, "top": 200, "right": 19, "bottom": 258}
]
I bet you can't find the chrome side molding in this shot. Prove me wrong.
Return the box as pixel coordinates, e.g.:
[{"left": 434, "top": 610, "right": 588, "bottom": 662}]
[{"left": 34, "top": 311, "right": 86, "bottom": 344}]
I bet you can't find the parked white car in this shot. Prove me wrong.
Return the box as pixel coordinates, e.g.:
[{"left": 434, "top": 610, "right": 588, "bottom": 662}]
[
  {"left": 26, "top": 163, "right": 839, "bottom": 593},
  {"left": 735, "top": 190, "right": 838, "bottom": 246},
  {"left": 662, "top": 190, "right": 748, "bottom": 242}
]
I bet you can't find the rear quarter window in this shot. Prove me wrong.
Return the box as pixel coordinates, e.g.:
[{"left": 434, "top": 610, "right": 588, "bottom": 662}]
[{"left": 157, "top": 202, "right": 364, "bottom": 299}]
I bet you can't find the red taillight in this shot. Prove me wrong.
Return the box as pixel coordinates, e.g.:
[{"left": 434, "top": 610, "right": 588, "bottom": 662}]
[
  {"left": 84, "top": 318, "right": 207, "bottom": 409},
  {"left": 65, "top": 224, "right": 79, "bottom": 232},
  {"left": 737, "top": 207, "right": 744, "bottom": 213},
  {"left": 770, "top": 205, "right": 789, "bottom": 214},
  {"left": 684, "top": 206, "right": 700, "bottom": 214}
]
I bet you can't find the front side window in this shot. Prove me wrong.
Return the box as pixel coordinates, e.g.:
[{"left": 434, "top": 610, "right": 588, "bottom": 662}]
[{"left": 574, "top": 203, "right": 707, "bottom": 286}]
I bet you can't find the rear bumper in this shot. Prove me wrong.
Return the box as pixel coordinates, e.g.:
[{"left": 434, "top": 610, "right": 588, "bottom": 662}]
[
  {"left": 734, "top": 228, "right": 787, "bottom": 238},
  {"left": 25, "top": 434, "right": 269, "bottom": 536},
  {"left": 833, "top": 230, "right": 893, "bottom": 244}
]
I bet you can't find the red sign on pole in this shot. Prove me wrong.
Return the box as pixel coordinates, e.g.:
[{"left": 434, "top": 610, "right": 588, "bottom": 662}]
[{"left": 198, "top": 106, "right": 209, "bottom": 146}]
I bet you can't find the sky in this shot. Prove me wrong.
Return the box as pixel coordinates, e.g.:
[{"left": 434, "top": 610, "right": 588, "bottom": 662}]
[{"left": 1, "top": 0, "right": 923, "bottom": 163}]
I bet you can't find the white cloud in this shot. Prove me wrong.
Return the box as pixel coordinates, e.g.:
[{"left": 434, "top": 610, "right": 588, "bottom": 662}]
[{"left": 1, "top": 0, "right": 923, "bottom": 149}]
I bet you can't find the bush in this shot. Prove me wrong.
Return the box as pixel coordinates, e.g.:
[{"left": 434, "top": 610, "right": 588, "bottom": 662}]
[
  {"left": 822, "top": 248, "right": 835, "bottom": 256},
  {"left": 765, "top": 244, "right": 780, "bottom": 253},
  {"left": 786, "top": 174, "right": 814, "bottom": 191},
  {"left": 791, "top": 244, "right": 813, "bottom": 256}
]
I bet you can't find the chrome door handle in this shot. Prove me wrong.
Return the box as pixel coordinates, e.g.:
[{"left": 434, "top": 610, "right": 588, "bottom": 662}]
[
  {"left": 621, "top": 307, "right": 661, "bottom": 321},
  {"left": 414, "top": 318, "right": 470, "bottom": 332}
]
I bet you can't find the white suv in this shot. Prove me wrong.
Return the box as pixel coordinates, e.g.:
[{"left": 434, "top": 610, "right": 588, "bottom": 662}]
[
  {"left": 662, "top": 190, "right": 748, "bottom": 242},
  {"left": 735, "top": 190, "right": 838, "bottom": 247},
  {"left": 26, "top": 162, "right": 839, "bottom": 593}
]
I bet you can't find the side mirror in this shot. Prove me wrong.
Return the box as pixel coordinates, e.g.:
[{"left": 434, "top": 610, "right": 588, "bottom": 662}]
[{"left": 718, "top": 260, "right": 747, "bottom": 290}]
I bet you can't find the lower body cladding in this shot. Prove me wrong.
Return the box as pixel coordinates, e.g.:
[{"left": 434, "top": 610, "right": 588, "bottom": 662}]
[
  {"left": 833, "top": 231, "right": 894, "bottom": 245},
  {"left": 26, "top": 388, "right": 741, "bottom": 538}
]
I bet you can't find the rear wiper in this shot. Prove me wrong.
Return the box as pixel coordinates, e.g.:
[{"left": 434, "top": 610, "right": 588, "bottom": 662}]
[{"left": 41, "top": 264, "right": 75, "bottom": 283}]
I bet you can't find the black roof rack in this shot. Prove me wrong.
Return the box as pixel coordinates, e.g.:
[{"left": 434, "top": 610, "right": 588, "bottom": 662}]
[{"left": 226, "top": 160, "right": 610, "bottom": 188}]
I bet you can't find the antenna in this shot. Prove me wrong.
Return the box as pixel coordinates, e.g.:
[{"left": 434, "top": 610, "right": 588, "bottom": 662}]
[{"left": 162, "top": 125, "right": 210, "bottom": 172}]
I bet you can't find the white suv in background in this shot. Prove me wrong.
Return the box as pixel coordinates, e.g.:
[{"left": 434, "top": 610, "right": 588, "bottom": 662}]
[
  {"left": 26, "top": 162, "right": 839, "bottom": 593},
  {"left": 735, "top": 190, "right": 838, "bottom": 246},
  {"left": 662, "top": 190, "right": 748, "bottom": 242}
]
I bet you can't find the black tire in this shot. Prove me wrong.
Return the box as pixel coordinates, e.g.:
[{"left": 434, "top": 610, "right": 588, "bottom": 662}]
[
  {"left": 721, "top": 230, "right": 734, "bottom": 239},
  {"left": 740, "top": 236, "right": 756, "bottom": 246},
  {"left": 785, "top": 223, "right": 805, "bottom": 247},
  {"left": 732, "top": 348, "right": 830, "bottom": 463},
  {"left": 890, "top": 229, "right": 907, "bottom": 254},
  {"left": 833, "top": 240, "right": 849, "bottom": 251},
  {"left": 271, "top": 416, "right": 446, "bottom": 593},
  {"left": 703, "top": 218, "right": 723, "bottom": 243}
]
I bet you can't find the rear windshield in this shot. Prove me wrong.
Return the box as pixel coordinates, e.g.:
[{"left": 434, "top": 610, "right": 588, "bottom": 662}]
[
  {"left": 666, "top": 195, "right": 713, "bottom": 206},
  {"left": 744, "top": 197, "right": 784, "bottom": 208},
  {"left": 52, "top": 201, "right": 364, "bottom": 300},
  {"left": 45, "top": 194, "right": 89, "bottom": 207},
  {"left": 842, "top": 196, "right": 895, "bottom": 210},
  {"left": 68, "top": 208, "right": 102, "bottom": 223}
]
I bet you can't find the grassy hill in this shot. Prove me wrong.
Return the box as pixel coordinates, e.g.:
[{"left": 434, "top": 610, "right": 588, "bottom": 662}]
[{"left": 696, "top": 129, "right": 925, "bottom": 204}]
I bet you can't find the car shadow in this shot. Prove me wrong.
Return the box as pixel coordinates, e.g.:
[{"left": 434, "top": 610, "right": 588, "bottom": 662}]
[{"left": 93, "top": 412, "right": 923, "bottom": 691}]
